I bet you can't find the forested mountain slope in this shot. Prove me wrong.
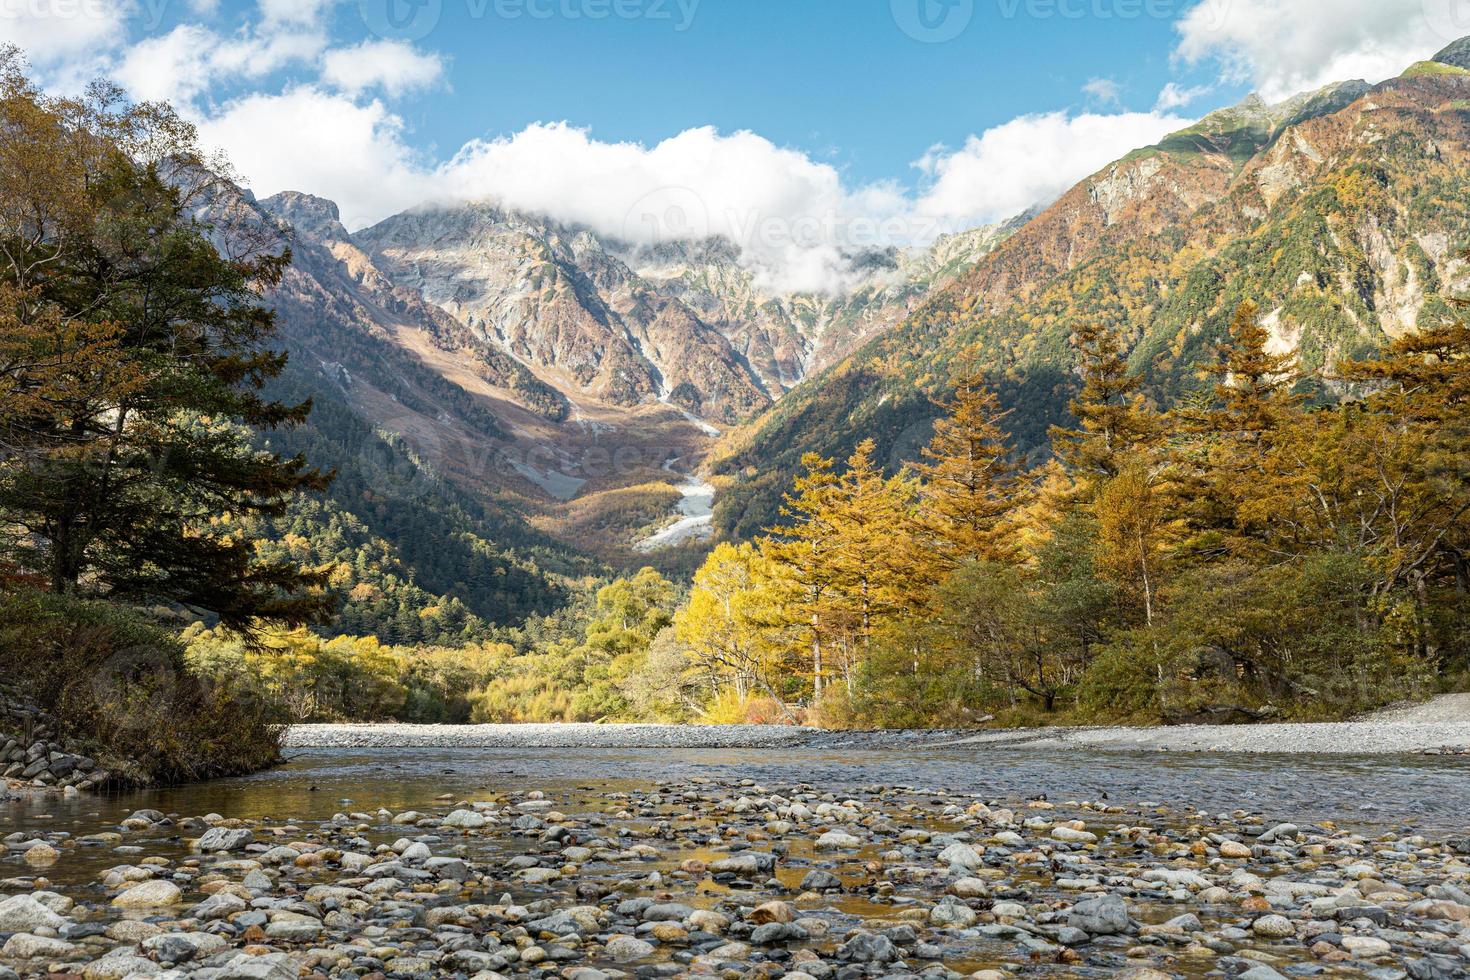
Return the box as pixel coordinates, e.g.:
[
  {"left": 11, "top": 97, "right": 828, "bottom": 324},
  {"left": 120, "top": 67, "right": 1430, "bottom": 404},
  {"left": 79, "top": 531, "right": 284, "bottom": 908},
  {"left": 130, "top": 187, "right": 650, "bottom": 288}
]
[
  {"left": 713, "top": 49, "right": 1470, "bottom": 539},
  {"left": 191, "top": 184, "right": 601, "bottom": 640}
]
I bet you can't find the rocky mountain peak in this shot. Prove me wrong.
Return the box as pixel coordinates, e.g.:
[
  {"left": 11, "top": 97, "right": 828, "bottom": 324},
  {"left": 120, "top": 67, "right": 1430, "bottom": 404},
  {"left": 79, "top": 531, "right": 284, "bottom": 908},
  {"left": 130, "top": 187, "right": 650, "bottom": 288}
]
[
  {"left": 1433, "top": 36, "right": 1470, "bottom": 71},
  {"left": 261, "top": 191, "right": 349, "bottom": 244}
]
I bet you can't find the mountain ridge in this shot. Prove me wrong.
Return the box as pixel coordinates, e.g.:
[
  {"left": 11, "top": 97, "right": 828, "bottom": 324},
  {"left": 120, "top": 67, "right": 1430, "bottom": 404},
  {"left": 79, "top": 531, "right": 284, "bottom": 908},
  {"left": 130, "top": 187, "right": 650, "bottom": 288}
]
[{"left": 708, "top": 50, "right": 1470, "bottom": 538}]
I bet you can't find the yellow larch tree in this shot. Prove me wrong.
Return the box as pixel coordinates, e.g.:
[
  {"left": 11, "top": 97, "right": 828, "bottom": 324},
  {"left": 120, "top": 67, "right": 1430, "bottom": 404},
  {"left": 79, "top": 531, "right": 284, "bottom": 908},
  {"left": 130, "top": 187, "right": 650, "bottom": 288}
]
[{"left": 912, "top": 369, "right": 1025, "bottom": 570}]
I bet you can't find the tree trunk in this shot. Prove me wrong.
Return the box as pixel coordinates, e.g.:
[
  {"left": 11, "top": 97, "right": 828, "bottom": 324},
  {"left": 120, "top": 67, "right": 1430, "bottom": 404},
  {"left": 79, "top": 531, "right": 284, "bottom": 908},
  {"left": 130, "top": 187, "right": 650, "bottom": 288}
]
[
  {"left": 1137, "top": 529, "right": 1154, "bottom": 627},
  {"left": 812, "top": 614, "right": 823, "bottom": 704}
]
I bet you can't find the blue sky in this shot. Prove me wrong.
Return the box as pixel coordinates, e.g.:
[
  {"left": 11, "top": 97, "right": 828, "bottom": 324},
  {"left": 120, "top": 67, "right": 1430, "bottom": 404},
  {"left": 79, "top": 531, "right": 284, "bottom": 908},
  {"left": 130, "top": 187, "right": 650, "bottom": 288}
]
[
  {"left": 188, "top": 0, "right": 1220, "bottom": 185},
  {"left": 145, "top": 0, "right": 1229, "bottom": 187},
  {"left": 6, "top": 0, "right": 1463, "bottom": 291}
]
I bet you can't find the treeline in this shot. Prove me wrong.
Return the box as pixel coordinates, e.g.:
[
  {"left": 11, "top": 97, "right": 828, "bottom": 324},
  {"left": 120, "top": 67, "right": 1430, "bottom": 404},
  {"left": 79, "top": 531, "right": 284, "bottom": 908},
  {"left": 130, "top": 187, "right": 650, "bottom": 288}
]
[
  {"left": 673, "top": 297, "right": 1468, "bottom": 726},
  {"left": 252, "top": 365, "right": 592, "bottom": 643},
  {"left": 185, "top": 569, "right": 679, "bottom": 724},
  {"left": 286, "top": 289, "right": 1466, "bottom": 728}
]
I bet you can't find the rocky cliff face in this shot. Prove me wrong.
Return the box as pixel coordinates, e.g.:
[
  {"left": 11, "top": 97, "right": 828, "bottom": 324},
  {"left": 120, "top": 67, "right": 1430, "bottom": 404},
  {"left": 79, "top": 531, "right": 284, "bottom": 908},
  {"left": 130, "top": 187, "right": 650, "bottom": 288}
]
[
  {"left": 346, "top": 203, "right": 1011, "bottom": 426},
  {"left": 623, "top": 223, "right": 1014, "bottom": 386},
  {"left": 352, "top": 204, "right": 771, "bottom": 425}
]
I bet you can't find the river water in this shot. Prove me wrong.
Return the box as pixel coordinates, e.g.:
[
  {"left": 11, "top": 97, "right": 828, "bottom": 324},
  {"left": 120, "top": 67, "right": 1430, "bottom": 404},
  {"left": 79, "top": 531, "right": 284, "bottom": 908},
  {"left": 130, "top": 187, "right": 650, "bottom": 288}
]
[{"left": 6, "top": 745, "right": 1468, "bottom": 872}]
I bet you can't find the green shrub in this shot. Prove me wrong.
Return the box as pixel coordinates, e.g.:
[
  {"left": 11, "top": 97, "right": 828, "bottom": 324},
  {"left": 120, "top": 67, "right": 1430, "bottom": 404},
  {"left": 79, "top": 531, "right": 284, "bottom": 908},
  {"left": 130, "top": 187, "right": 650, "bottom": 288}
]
[
  {"left": 1078, "top": 555, "right": 1436, "bottom": 723},
  {"left": 0, "top": 589, "right": 281, "bottom": 784},
  {"left": 834, "top": 635, "right": 1007, "bottom": 730}
]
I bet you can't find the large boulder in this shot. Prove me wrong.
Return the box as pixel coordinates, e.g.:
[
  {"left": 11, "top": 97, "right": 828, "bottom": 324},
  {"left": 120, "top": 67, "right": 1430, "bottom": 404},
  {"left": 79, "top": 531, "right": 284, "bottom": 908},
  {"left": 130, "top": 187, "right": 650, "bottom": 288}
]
[
  {"left": 193, "top": 827, "right": 254, "bottom": 853},
  {"left": 0, "top": 894, "right": 66, "bottom": 932},
  {"left": 111, "top": 880, "right": 182, "bottom": 909},
  {"left": 1067, "top": 894, "right": 1131, "bottom": 936}
]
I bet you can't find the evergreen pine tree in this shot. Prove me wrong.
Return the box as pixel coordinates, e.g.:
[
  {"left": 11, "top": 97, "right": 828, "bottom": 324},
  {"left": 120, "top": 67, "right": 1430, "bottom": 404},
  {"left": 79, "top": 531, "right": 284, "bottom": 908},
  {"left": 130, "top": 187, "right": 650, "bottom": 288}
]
[
  {"left": 1049, "top": 322, "right": 1158, "bottom": 488},
  {"left": 912, "top": 369, "right": 1024, "bottom": 569}
]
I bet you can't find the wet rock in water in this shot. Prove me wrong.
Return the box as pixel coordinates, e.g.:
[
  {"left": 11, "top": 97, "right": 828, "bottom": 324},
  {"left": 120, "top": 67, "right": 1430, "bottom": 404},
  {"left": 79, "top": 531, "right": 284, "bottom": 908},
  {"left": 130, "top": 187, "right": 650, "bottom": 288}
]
[
  {"left": 0, "top": 894, "right": 65, "bottom": 932},
  {"left": 1258, "top": 823, "right": 1299, "bottom": 843},
  {"left": 110, "top": 878, "right": 182, "bottom": 908},
  {"left": 190, "top": 890, "right": 248, "bottom": 920},
  {"left": 193, "top": 826, "right": 254, "bottom": 852},
  {"left": 1051, "top": 825, "right": 1097, "bottom": 844},
  {"left": 604, "top": 935, "right": 655, "bottom": 962},
  {"left": 1067, "top": 893, "right": 1132, "bottom": 936},
  {"left": 1252, "top": 914, "right": 1297, "bottom": 938},
  {"left": 1, "top": 933, "right": 74, "bottom": 959},
  {"left": 928, "top": 900, "right": 978, "bottom": 928},
  {"left": 800, "top": 869, "right": 843, "bottom": 891},
  {"left": 750, "top": 900, "right": 795, "bottom": 924},
  {"left": 82, "top": 951, "right": 163, "bottom": 978},
  {"left": 751, "top": 921, "right": 809, "bottom": 945},
  {"left": 948, "top": 876, "right": 990, "bottom": 898},
  {"left": 6, "top": 772, "right": 1470, "bottom": 980},
  {"left": 142, "top": 930, "right": 228, "bottom": 963},
  {"left": 1237, "top": 966, "right": 1290, "bottom": 980},
  {"left": 442, "top": 808, "right": 488, "bottom": 829},
  {"left": 838, "top": 931, "right": 901, "bottom": 963},
  {"left": 216, "top": 952, "right": 299, "bottom": 979},
  {"left": 937, "top": 841, "right": 984, "bottom": 869},
  {"left": 709, "top": 852, "right": 777, "bottom": 875}
]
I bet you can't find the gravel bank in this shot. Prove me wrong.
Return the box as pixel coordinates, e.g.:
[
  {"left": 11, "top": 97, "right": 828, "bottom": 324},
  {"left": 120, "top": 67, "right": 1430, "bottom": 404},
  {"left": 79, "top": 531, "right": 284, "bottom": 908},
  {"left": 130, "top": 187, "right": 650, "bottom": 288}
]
[
  {"left": 283, "top": 723, "right": 817, "bottom": 750},
  {"left": 938, "top": 721, "right": 1470, "bottom": 755},
  {"left": 1369, "top": 692, "right": 1470, "bottom": 724},
  {"left": 285, "top": 700, "right": 1470, "bottom": 756}
]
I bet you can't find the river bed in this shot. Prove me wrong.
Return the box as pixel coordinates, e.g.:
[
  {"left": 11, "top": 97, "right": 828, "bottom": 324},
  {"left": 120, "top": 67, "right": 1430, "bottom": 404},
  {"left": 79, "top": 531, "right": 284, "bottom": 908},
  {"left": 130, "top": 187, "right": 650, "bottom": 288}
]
[
  {"left": 4, "top": 746, "right": 1470, "bottom": 979},
  {"left": 7, "top": 745, "right": 1469, "bottom": 851},
  {"left": 634, "top": 476, "right": 715, "bottom": 552}
]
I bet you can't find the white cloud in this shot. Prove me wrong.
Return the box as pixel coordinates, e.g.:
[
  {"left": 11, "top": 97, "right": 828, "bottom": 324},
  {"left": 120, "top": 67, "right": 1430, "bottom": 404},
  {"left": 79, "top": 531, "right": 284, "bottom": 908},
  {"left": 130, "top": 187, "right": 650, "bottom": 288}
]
[
  {"left": 321, "top": 40, "right": 444, "bottom": 96},
  {"left": 1083, "top": 78, "right": 1122, "bottom": 106},
  {"left": 0, "top": 0, "right": 131, "bottom": 65},
  {"left": 437, "top": 124, "right": 913, "bottom": 293},
  {"left": 198, "top": 87, "right": 431, "bottom": 227},
  {"left": 1174, "top": 0, "right": 1462, "bottom": 102},
  {"left": 114, "top": 25, "right": 217, "bottom": 105},
  {"left": 198, "top": 93, "right": 1195, "bottom": 295},
  {"left": 113, "top": 23, "right": 327, "bottom": 109},
  {"left": 911, "top": 111, "right": 1191, "bottom": 231},
  {"left": 258, "top": 0, "right": 335, "bottom": 27},
  {"left": 10, "top": 0, "right": 1211, "bottom": 296},
  {"left": 1154, "top": 81, "right": 1213, "bottom": 112},
  {"left": 214, "top": 30, "right": 327, "bottom": 77},
  {"left": 198, "top": 100, "right": 907, "bottom": 293}
]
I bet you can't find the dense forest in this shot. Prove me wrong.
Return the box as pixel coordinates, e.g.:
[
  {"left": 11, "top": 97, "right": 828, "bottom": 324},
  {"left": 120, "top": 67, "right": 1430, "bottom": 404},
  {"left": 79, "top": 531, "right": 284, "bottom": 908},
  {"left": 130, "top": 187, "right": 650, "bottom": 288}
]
[{"left": 0, "top": 55, "right": 328, "bottom": 779}]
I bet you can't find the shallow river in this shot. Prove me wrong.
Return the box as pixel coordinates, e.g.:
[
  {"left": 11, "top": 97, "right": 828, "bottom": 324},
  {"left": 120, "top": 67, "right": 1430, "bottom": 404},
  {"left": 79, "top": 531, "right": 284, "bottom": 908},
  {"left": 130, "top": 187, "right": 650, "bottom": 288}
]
[{"left": 6, "top": 745, "right": 1468, "bottom": 865}]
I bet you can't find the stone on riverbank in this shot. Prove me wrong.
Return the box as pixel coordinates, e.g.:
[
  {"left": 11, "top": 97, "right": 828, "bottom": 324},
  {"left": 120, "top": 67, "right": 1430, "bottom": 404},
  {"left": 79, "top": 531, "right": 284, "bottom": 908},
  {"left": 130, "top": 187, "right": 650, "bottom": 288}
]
[{"left": 110, "top": 880, "right": 181, "bottom": 909}]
